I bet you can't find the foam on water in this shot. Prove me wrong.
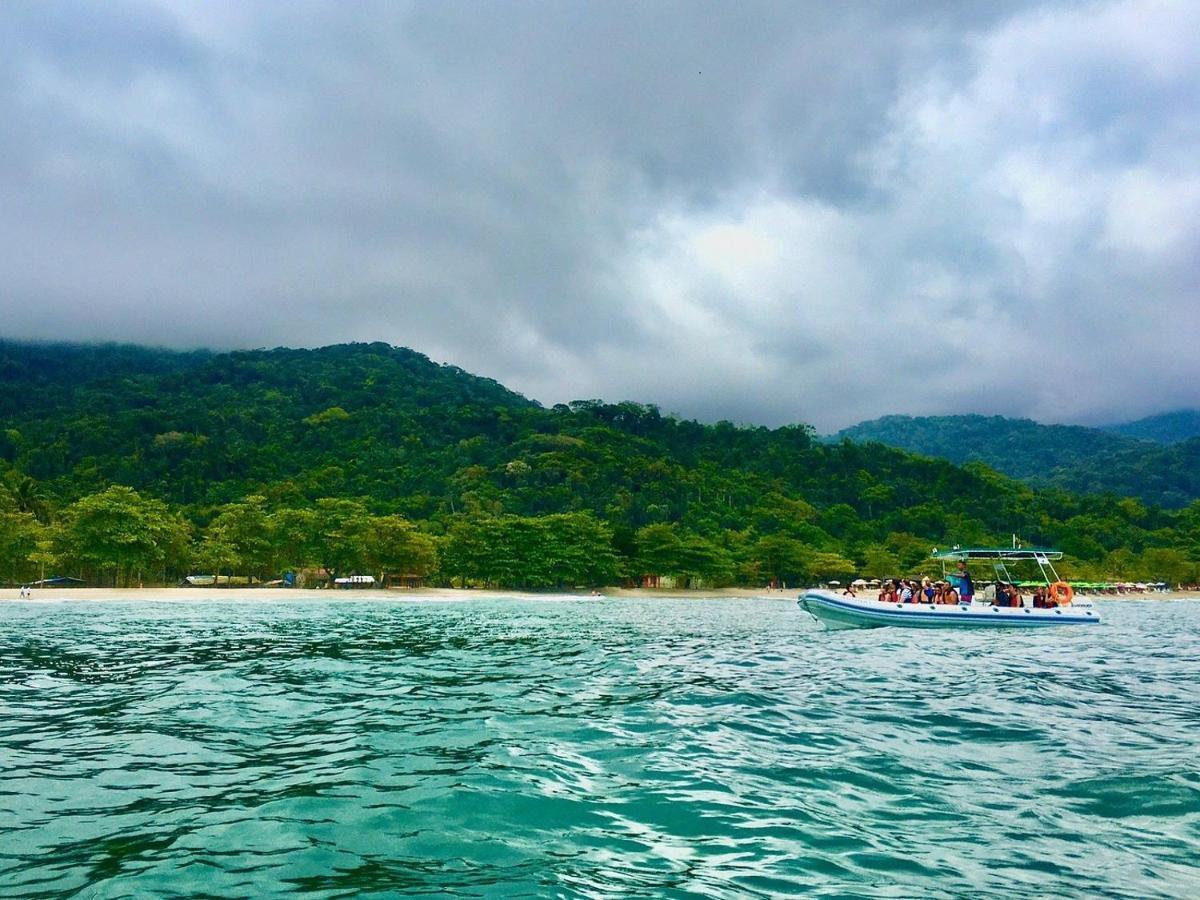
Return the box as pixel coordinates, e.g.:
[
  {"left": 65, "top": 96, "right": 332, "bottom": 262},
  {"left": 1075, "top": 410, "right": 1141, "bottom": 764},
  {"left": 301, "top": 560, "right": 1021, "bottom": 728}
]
[{"left": 1, "top": 598, "right": 1198, "bottom": 897}]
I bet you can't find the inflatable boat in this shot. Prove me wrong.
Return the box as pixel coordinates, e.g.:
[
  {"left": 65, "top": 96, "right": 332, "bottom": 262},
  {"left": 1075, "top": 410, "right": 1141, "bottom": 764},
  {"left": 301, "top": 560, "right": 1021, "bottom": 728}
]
[{"left": 799, "top": 547, "right": 1101, "bottom": 629}]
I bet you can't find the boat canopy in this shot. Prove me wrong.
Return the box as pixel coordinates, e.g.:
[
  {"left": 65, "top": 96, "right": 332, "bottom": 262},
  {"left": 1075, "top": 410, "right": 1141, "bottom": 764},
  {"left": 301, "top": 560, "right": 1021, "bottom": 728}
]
[
  {"left": 930, "top": 547, "right": 1063, "bottom": 562},
  {"left": 932, "top": 545, "right": 1068, "bottom": 589}
]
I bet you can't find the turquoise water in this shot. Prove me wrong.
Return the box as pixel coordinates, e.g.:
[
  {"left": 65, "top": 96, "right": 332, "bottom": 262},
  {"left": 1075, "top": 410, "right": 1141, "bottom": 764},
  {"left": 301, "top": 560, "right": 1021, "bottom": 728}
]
[{"left": 2, "top": 597, "right": 1198, "bottom": 898}]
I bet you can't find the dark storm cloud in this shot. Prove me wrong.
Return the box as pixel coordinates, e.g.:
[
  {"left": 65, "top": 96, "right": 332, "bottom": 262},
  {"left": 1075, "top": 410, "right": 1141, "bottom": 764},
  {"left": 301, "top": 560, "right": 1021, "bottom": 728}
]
[{"left": 1, "top": 0, "right": 1196, "bottom": 429}]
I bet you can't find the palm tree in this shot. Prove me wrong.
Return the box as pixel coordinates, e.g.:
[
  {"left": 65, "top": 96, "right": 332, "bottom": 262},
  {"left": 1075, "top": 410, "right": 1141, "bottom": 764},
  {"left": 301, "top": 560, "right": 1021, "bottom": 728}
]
[{"left": 6, "top": 473, "right": 49, "bottom": 523}]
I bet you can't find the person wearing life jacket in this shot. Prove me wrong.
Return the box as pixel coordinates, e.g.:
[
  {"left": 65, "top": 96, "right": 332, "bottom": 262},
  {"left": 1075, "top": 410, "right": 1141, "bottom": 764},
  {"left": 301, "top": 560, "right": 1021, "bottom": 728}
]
[{"left": 1005, "top": 583, "right": 1023, "bottom": 608}]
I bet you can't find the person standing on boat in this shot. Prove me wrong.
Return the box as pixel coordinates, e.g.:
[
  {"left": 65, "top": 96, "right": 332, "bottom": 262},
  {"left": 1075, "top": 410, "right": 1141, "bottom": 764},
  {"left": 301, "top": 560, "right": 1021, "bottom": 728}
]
[{"left": 954, "top": 561, "right": 975, "bottom": 604}]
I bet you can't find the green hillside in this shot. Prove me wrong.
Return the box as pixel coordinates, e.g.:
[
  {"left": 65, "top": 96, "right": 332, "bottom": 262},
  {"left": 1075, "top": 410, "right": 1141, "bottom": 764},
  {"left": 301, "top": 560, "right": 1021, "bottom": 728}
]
[
  {"left": 1, "top": 341, "right": 1197, "bottom": 588},
  {"left": 1104, "top": 410, "right": 1200, "bottom": 444},
  {"left": 835, "top": 414, "right": 1200, "bottom": 509}
]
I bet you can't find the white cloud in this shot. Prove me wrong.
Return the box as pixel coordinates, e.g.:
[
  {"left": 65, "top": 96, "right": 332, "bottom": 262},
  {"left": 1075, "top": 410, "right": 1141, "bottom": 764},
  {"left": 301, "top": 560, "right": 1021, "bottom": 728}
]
[{"left": 0, "top": 0, "right": 1195, "bottom": 430}]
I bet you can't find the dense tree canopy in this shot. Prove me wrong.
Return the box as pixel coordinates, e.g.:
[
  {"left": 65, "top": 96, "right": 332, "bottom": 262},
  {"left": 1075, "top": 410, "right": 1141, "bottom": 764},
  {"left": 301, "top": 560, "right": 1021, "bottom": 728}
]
[
  {"left": 836, "top": 414, "right": 1200, "bottom": 509},
  {"left": 0, "top": 341, "right": 1197, "bottom": 588}
]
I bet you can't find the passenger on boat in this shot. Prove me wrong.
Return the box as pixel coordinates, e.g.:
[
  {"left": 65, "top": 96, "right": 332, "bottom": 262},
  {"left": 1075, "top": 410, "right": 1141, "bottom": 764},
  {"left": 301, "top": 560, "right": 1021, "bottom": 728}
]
[
  {"left": 944, "top": 582, "right": 960, "bottom": 604},
  {"left": 899, "top": 580, "right": 914, "bottom": 603},
  {"left": 922, "top": 577, "right": 936, "bottom": 602},
  {"left": 992, "top": 582, "right": 1013, "bottom": 607},
  {"left": 1031, "top": 586, "right": 1047, "bottom": 608},
  {"left": 1007, "top": 584, "right": 1024, "bottom": 608},
  {"left": 955, "top": 562, "right": 975, "bottom": 603}
]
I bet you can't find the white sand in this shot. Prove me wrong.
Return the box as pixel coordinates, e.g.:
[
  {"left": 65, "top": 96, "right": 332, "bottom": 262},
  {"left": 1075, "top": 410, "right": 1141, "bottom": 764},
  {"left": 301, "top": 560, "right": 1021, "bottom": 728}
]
[{"left": 0, "top": 585, "right": 788, "bottom": 602}]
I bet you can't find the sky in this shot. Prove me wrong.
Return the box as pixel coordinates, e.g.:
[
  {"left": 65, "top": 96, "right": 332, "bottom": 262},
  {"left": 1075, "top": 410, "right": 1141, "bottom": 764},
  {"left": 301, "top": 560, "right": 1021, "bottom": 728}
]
[{"left": 1, "top": 1, "right": 1197, "bottom": 431}]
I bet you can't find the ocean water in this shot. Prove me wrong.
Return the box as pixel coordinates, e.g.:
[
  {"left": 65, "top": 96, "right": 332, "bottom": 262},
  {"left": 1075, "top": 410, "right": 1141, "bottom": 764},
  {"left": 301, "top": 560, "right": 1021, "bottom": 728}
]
[{"left": 1, "top": 597, "right": 1198, "bottom": 898}]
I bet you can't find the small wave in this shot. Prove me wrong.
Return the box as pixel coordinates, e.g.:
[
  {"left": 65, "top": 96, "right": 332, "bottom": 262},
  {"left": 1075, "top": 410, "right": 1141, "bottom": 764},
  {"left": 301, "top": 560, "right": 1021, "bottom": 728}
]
[{"left": 1, "top": 597, "right": 1197, "bottom": 897}]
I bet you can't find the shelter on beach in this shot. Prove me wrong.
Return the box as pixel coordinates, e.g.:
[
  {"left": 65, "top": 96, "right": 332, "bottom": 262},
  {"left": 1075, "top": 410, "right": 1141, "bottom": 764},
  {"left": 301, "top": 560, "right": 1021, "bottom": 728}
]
[{"left": 334, "top": 575, "right": 376, "bottom": 589}]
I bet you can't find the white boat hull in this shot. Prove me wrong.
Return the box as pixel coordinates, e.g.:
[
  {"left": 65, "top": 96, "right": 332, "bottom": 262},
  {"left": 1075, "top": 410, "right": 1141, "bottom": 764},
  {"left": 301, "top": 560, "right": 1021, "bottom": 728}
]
[{"left": 799, "top": 590, "right": 1100, "bottom": 629}]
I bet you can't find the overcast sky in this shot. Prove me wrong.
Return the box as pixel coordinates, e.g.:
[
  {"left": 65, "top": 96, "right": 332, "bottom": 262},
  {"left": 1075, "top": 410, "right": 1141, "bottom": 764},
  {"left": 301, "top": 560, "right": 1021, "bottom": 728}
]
[{"left": 1, "top": 1, "right": 1196, "bottom": 430}]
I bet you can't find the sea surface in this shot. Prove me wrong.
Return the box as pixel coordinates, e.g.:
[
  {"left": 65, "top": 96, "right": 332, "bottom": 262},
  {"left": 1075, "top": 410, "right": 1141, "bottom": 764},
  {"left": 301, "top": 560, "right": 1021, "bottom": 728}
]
[{"left": 1, "top": 596, "right": 1198, "bottom": 898}]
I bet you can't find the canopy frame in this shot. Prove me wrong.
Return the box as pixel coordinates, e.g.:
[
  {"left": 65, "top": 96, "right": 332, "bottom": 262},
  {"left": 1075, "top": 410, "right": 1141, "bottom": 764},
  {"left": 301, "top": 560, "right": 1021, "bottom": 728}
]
[{"left": 931, "top": 546, "right": 1065, "bottom": 587}]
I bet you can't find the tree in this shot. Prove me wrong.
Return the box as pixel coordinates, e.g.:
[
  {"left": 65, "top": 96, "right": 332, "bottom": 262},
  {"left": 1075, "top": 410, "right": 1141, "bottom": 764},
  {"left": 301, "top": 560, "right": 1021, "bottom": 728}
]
[
  {"left": 634, "top": 524, "right": 684, "bottom": 580},
  {"left": 1138, "top": 547, "right": 1194, "bottom": 586},
  {"left": 806, "top": 551, "right": 857, "bottom": 584},
  {"left": 366, "top": 515, "right": 438, "bottom": 585},
  {"left": 57, "top": 486, "right": 190, "bottom": 586},
  {"left": 748, "top": 534, "right": 810, "bottom": 587},
  {"left": 539, "top": 512, "right": 620, "bottom": 587},
  {"left": 199, "top": 495, "right": 274, "bottom": 581},
  {"left": 439, "top": 516, "right": 490, "bottom": 587},
  {"left": 860, "top": 546, "right": 901, "bottom": 579},
  {"left": 0, "top": 508, "right": 42, "bottom": 584},
  {"left": 4, "top": 472, "right": 50, "bottom": 523},
  {"left": 269, "top": 507, "right": 319, "bottom": 574},
  {"left": 310, "top": 498, "right": 372, "bottom": 580}
]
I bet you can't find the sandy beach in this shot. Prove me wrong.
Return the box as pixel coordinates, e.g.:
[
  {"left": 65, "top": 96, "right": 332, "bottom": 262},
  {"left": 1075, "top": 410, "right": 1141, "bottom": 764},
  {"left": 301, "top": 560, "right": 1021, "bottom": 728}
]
[
  {"left": 0, "top": 586, "right": 783, "bottom": 602},
  {"left": 3, "top": 586, "right": 1198, "bottom": 602}
]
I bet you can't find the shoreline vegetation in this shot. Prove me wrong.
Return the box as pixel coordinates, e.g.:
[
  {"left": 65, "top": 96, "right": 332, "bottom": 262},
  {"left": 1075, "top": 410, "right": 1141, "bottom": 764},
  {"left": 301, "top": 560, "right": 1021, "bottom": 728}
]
[
  {"left": 5, "top": 586, "right": 1200, "bottom": 603},
  {"left": 3, "top": 342, "right": 1199, "bottom": 594}
]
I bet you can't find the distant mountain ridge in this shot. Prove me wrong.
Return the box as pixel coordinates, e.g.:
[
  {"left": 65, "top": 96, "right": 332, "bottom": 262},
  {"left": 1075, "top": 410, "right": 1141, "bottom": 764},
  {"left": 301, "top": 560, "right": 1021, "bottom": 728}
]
[
  {"left": 835, "top": 413, "right": 1200, "bottom": 508},
  {"left": 1102, "top": 410, "right": 1200, "bottom": 444}
]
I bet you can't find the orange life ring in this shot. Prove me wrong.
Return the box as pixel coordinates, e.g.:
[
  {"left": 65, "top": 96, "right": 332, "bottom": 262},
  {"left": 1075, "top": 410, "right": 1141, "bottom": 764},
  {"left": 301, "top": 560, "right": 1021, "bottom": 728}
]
[{"left": 1049, "top": 581, "right": 1074, "bottom": 605}]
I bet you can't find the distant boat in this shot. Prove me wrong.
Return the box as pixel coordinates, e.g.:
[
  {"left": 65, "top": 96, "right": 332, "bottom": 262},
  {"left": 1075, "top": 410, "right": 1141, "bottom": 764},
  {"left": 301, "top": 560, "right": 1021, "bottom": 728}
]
[{"left": 799, "top": 547, "right": 1101, "bottom": 629}]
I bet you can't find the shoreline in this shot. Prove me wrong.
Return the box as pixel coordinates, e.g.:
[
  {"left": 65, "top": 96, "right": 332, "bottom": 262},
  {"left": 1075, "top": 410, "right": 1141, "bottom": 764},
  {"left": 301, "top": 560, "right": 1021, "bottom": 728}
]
[
  {"left": 3, "top": 586, "right": 1199, "bottom": 602},
  {"left": 0, "top": 586, "right": 783, "bottom": 602}
]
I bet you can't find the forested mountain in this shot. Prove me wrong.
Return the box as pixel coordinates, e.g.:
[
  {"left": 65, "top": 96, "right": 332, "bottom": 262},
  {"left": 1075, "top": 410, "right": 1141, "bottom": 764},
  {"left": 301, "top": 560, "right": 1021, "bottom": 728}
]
[
  {"left": 1, "top": 341, "right": 1198, "bottom": 588},
  {"left": 834, "top": 414, "right": 1200, "bottom": 509},
  {"left": 1103, "top": 410, "right": 1200, "bottom": 444}
]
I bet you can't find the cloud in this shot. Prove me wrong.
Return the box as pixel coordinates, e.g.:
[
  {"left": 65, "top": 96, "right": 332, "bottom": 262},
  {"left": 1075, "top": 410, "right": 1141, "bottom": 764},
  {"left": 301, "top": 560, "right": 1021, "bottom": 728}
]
[{"left": 0, "top": 0, "right": 1195, "bottom": 430}]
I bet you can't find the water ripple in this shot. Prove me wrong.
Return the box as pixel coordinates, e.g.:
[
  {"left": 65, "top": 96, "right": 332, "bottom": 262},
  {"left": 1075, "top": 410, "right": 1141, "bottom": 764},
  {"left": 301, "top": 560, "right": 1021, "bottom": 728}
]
[{"left": 2, "top": 597, "right": 1199, "bottom": 897}]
